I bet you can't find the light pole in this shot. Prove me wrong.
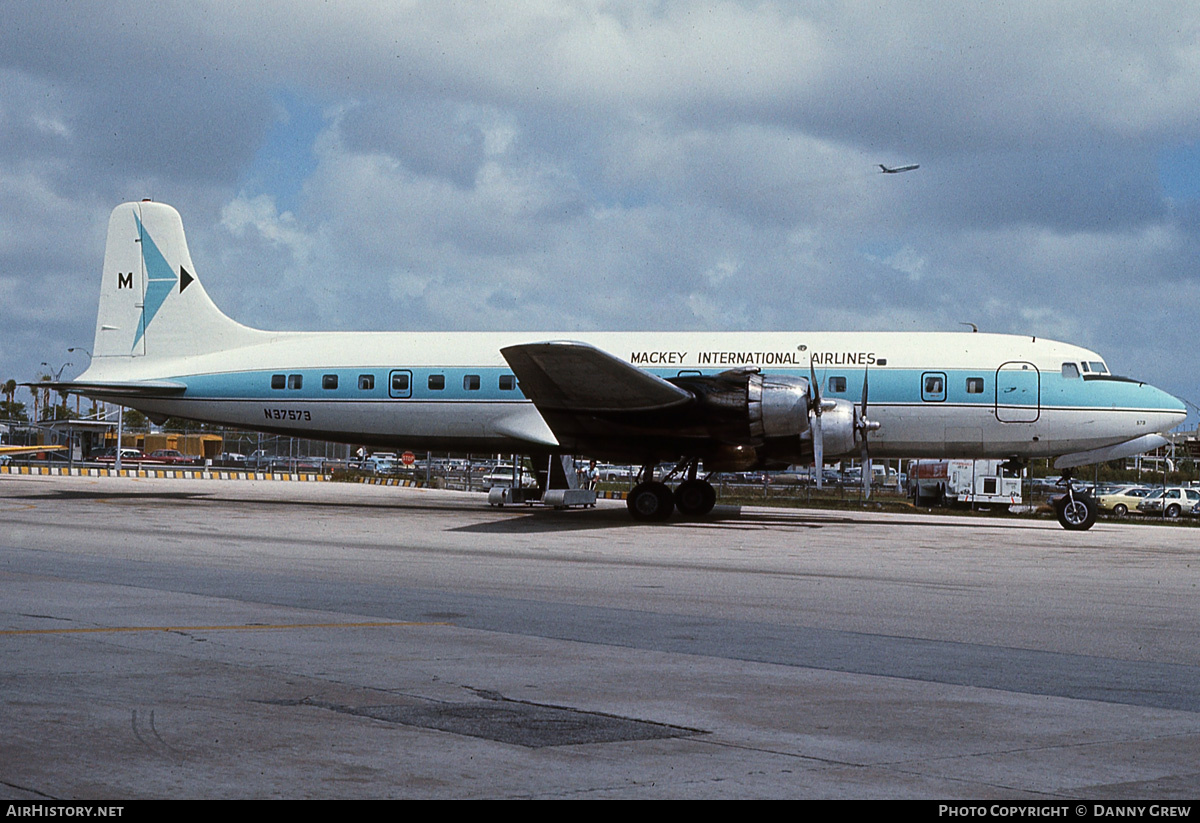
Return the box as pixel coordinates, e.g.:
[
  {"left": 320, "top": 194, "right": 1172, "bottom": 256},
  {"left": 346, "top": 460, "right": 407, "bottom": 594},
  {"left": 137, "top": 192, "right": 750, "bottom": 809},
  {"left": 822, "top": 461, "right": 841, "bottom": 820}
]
[
  {"left": 66, "top": 348, "right": 91, "bottom": 414},
  {"left": 40, "top": 362, "right": 72, "bottom": 420},
  {"left": 41, "top": 361, "right": 73, "bottom": 461}
]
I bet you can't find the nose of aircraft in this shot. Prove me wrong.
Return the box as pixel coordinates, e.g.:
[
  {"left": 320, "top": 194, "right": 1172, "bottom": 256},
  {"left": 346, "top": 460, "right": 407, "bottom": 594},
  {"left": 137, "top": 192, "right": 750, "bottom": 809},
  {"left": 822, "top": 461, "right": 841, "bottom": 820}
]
[{"left": 1147, "top": 383, "right": 1188, "bottom": 432}]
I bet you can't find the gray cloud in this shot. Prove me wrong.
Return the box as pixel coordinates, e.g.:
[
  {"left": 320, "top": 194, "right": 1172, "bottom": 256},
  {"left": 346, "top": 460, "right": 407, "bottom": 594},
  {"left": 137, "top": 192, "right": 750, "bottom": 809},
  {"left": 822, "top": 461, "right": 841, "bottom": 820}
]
[{"left": 2, "top": 0, "right": 1200, "bottom": 409}]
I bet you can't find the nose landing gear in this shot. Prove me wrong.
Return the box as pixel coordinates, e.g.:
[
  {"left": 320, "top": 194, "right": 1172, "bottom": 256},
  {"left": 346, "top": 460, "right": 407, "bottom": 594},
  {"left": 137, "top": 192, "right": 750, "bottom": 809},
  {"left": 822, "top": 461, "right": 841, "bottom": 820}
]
[{"left": 1053, "top": 470, "right": 1098, "bottom": 531}]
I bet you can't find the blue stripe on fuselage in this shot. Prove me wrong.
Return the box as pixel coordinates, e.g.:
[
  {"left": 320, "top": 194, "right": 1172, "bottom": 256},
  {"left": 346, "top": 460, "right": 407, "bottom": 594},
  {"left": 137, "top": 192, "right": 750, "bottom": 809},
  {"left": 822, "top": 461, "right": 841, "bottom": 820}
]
[{"left": 165, "top": 365, "right": 1184, "bottom": 414}]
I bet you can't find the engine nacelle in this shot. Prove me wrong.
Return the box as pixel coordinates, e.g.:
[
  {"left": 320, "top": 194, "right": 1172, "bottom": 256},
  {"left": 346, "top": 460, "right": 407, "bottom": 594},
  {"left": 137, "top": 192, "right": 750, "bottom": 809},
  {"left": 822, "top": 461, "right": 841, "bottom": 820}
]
[
  {"left": 747, "top": 373, "right": 811, "bottom": 440},
  {"left": 815, "top": 398, "right": 858, "bottom": 457},
  {"left": 673, "top": 369, "right": 859, "bottom": 467}
]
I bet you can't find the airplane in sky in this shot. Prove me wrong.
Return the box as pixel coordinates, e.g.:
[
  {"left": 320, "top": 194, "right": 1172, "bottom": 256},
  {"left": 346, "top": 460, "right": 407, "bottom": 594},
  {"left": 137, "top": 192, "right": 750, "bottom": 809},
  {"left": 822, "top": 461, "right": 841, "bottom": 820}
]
[
  {"left": 879, "top": 164, "right": 920, "bottom": 174},
  {"left": 37, "top": 201, "right": 1186, "bottom": 529}
]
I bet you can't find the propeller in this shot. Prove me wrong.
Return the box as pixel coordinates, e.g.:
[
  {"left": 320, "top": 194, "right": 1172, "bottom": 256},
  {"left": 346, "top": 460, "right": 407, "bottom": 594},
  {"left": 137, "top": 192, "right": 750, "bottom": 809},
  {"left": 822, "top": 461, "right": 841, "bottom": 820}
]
[
  {"left": 856, "top": 367, "right": 881, "bottom": 499},
  {"left": 810, "top": 361, "right": 824, "bottom": 489}
]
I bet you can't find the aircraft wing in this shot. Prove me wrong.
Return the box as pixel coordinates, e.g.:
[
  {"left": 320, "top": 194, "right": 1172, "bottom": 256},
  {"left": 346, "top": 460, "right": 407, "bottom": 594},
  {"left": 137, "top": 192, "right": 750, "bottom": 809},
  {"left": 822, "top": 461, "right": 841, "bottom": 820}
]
[
  {"left": 500, "top": 341, "right": 693, "bottom": 413},
  {"left": 1053, "top": 434, "right": 1170, "bottom": 470},
  {"left": 500, "top": 340, "right": 697, "bottom": 457}
]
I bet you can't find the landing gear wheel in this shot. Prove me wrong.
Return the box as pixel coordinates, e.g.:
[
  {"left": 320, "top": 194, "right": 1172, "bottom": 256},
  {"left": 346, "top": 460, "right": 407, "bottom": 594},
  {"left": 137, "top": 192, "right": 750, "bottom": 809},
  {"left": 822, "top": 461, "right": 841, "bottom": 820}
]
[
  {"left": 1055, "top": 493, "right": 1097, "bottom": 531},
  {"left": 674, "top": 479, "right": 716, "bottom": 518},
  {"left": 627, "top": 481, "right": 675, "bottom": 521}
]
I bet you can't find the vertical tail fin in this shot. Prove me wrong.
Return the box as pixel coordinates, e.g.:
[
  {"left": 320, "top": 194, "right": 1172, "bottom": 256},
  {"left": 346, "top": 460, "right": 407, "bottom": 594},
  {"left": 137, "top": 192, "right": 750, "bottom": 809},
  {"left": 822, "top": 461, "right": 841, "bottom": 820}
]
[{"left": 92, "top": 201, "right": 265, "bottom": 362}]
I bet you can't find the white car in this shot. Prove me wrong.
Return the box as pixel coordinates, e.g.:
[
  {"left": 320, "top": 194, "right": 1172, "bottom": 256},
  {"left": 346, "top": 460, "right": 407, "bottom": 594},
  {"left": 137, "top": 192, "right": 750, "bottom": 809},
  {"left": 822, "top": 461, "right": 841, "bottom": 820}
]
[
  {"left": 481, "top": 465, "right": 536, "bottom": 490},
  {"left": 1137, "top": 487, "right": 1200, "bottom": 518}
]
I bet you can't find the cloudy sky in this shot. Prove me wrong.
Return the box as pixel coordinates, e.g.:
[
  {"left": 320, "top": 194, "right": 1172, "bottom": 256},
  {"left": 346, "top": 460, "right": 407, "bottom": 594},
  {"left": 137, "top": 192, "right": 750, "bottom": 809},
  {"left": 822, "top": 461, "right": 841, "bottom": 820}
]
[{"left": 4, "top": 1, "right": 1200, "bottom": 418}]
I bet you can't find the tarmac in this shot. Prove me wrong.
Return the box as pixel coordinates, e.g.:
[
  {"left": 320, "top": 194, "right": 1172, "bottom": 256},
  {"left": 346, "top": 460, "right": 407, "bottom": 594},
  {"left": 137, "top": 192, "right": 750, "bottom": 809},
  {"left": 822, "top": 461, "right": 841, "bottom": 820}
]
[{"left": 2, "top": 473, "right": 1199, "bottom": 799}]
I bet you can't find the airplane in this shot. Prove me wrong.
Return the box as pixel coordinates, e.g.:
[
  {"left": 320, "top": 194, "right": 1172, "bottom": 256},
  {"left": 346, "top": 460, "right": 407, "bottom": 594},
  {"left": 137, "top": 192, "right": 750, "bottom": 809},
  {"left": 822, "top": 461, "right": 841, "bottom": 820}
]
[
  {"left": 33, "top": 200, "right": 1186, "bottom": 530},
  {"left": 879, "top": 164, "right": 920, "bottom": 174}
]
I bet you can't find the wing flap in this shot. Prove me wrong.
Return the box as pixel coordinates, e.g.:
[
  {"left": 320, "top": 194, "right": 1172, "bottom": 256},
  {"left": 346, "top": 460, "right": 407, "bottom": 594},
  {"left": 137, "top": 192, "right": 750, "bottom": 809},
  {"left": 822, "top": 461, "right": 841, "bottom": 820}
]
[{"left": 501, "top": 341, "right": 693, "bottom": 413}]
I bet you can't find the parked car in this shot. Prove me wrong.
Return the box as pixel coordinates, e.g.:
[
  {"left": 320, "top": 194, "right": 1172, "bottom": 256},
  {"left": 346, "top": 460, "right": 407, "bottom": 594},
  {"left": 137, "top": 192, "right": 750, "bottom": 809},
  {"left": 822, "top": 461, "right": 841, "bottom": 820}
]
[
  {"left": 1137, "top": 487, "right": 1200, "bottom": 518},
  {"left": 599, "top": 464, "right": 638, "bottom": 481},
  {"left": 92, "top": 447, "right": 145, "bottom": 463},
  {"left": 481, "top": 464, "right": 536, "bottom": 490},
  {"left": 355, "top": 455, "right": 396, "bottom": 473},
  {"left": 1096, "top": 485, "right": 1153, "bottom": 517},
  {"left": 147, "top": 448, "right": 195, "bottom": 465}
]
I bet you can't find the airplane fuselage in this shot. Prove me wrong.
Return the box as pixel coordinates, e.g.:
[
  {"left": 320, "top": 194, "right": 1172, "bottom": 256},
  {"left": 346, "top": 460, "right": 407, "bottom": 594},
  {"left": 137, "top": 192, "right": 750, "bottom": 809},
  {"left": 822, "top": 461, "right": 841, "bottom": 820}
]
[
  {"left": 78, "top": 329, "right": 1183, "bottom": 464},
  {"left": 48, "top": 200, "right": 1186, "bottom": 528}
]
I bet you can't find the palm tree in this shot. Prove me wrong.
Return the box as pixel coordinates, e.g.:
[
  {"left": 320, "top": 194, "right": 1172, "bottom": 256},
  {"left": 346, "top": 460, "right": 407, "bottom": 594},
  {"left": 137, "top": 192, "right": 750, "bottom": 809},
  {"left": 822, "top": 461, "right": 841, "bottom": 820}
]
[{"left": 1, "top": 378, "right": 15, "bottom": 422}]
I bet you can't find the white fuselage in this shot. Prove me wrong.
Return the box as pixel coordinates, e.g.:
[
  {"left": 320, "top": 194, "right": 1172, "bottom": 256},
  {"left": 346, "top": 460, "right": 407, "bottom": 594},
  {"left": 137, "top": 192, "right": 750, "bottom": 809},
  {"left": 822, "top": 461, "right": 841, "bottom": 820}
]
[{"left": 78, "top": 329, "right": 1186, "bottom": 461}]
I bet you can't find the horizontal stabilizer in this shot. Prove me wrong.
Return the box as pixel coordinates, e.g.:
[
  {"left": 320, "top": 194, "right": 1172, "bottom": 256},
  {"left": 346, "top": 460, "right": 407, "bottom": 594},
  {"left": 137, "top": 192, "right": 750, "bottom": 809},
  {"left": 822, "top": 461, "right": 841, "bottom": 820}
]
[
  {"left": 25, "top": 379, "right": 188, "bottom": 397},
  {"left": 501, "top": 341, "right": 693, "bottom": 413},
  {"left": 1054, "top": 434, "right": 1170, "bottom": 470}
]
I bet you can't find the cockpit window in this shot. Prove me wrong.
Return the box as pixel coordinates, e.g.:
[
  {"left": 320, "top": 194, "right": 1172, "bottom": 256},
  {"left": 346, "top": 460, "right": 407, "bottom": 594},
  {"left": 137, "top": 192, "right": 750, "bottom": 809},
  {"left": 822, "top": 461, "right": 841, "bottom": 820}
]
[
  {"left": 1086, "top": 361, "right": 1108, "bottom": 374},
  {"left": 1062, "top": 363, "right": 1079, "bottom": 379}
]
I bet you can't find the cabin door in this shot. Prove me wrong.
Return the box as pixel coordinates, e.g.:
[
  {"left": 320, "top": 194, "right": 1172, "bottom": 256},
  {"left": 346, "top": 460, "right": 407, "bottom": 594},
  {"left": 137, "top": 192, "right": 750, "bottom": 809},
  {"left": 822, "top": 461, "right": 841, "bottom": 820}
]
[{"left": 995, "top": 361, "right": 1040, "bottom": 423}]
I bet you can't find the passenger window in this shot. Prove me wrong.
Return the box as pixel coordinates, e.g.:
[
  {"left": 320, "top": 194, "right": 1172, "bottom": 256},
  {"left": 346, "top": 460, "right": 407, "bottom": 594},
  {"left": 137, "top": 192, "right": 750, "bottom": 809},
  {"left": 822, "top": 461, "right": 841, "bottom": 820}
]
[
  {"left": 1062, "top": 363, "right": 1080, "bottom": 379},
  {"left": 499, "top": 375, "right": 516, "bottom": 391},
  {"left": 828, "top": 377, "right": 846, "bottom": 393},
  {"left": 463, "top": 375, "right": 480, "bottom": 391},
  {"left": 966, "top": 377, "right": 984, "bottom": 394},
  {"left": 921, "top": 372, "right": 947, "bottom": 402},
  {"left": 322, "top": 374, "right": 338, "bottom": 390},
  {"left": 388, "top": 370, "right": 412, "bottom": 399},
  {"left": 287, "top": 374, "right": 303, "bottom": 390},
  {"left": 358, "top": 374, "right": 375, "bottom": 391},
  {"left": 271, "top": 374, "right": 285, "bottom": 390},
  {"left": 428, "top": 374, "right": 445, "bottom": 391}
]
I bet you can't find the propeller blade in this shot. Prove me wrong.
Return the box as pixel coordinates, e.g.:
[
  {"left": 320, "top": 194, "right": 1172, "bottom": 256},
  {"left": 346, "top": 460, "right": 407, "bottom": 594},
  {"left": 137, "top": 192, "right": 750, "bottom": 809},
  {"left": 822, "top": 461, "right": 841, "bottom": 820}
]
[
  {"left": 810, "top": 361, "right": 824, "bottom": 490},
  {"left": 860, "top": 367, "right": 871, "bottom": 500},
  {"left": 860, "top": 365, "right": 869, "bottom": 418},
  {"left": 813, "top": 412, "right": 824, "bottom": 490}
]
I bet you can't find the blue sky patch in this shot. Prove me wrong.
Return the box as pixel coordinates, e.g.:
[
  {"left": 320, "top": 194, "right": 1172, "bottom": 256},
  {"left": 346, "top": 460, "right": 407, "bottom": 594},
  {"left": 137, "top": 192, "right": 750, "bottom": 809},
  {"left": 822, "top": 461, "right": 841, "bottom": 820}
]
[
  {"left": 1158, "top": 141, "right": 1200, "bottom": 200},
  {"left": 242, "top": 89, "right": 326, "bottom": 213}
]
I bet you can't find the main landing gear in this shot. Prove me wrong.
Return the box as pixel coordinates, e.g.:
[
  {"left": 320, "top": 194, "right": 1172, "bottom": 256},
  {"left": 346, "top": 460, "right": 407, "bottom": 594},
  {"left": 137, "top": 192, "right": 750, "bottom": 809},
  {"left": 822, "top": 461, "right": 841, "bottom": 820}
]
[{"left": 626, "top": 460, "right": 718, "bottom": 521}]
